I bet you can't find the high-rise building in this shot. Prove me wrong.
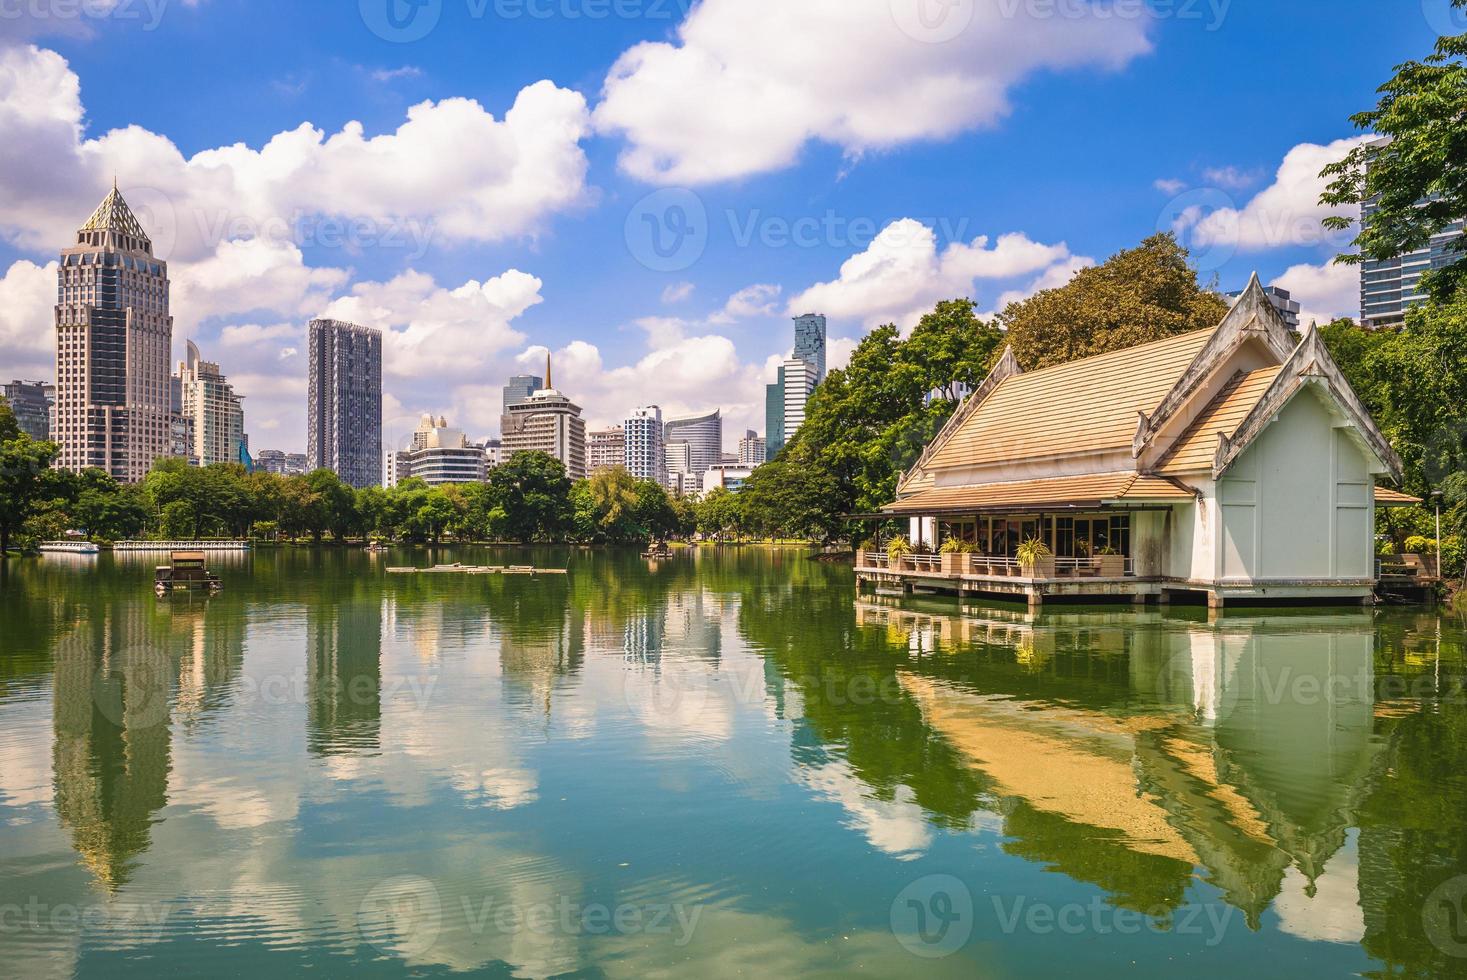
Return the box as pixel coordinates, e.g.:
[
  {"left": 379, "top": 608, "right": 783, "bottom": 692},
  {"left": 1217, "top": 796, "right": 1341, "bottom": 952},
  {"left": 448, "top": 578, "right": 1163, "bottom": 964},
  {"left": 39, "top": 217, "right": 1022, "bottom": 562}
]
[
  {"left": 386, "top": 414, "right": 487, "bottom": 487},
  {"left": 307, "top": 319, "right": 382, "bottom": 488},
  {"left": 738, "top": 430, "right": 765, "bottom": 468},
  {"left": 1222, "top": 284, "right": 1301, "bottom": 330},
  {"left": 623, "top": 406, "right": 665, "bottom": 484},
  {"left": 588, "top": 426, "right": 626, "bottom": 474},
  {"left": 53, "top": 184, "right": 174, "bottom": 482},
  {"left": 792, "top": 313, "right": 827, "bottom": 383},
  {"left": 663, "top": 409, "right": 722, "bottom": 482},
  {"left": 2, "top": 380, "right": 53, "bottom": 442},
  {"left": 176, "top": 340, "right": 245, "bottom": 467},
  {"left": 664, "top": 440, "right": 693, "bottom": 495},
  {"left": 1361, "top": 137, "right": 1467, "bottom": 328},
  {"left": 483, "top": 439, "right": 504, "bottom": 469},
  {"left": 702, "top": 466, "right": 754, "bottom": 494},
  {"left": 782, "top": 358, "right": 819, "bottom": 441},
  {"left": 503, "top": 374, "right": 544, "bottom": 413},
  {"left": 765, "top": 366, "right": 785, "bottom": 462},
  {"left": 500, "top": 356, "right": 587, "bottom": 479}
]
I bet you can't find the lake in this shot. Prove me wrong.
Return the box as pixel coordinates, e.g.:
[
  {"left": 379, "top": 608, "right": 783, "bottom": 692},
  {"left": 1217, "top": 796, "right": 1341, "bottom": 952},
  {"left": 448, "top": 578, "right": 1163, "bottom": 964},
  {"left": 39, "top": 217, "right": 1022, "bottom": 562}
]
[{"left": 1, "top": 547, "right": 1465, "bottom": 978}]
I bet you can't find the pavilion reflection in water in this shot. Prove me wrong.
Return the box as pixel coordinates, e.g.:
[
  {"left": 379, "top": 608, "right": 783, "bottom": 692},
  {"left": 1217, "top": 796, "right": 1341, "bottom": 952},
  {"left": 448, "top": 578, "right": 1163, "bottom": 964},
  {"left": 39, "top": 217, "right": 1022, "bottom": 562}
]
[{"left": 856, "top": 598, "right": 1385, "bottom": 930}]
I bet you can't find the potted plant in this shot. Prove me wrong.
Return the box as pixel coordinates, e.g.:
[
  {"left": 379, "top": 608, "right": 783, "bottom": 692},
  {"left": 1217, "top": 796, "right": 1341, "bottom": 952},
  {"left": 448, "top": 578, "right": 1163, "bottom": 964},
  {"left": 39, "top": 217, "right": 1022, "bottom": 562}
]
[
  {"left": 887, "top": 536, "right": 912, "bottom": 569},
  {"left": 939, "top": 537, "right": 974, "bottom": 575},
  {"left": 1016, "top": 537, "right": 1054, "bottom": 579},
  {"left": 856, "top": 538, "right": 875, "bottom": 568},
  {"left": 1095, "top": 545, "right": 1125, "bottom": 577}
]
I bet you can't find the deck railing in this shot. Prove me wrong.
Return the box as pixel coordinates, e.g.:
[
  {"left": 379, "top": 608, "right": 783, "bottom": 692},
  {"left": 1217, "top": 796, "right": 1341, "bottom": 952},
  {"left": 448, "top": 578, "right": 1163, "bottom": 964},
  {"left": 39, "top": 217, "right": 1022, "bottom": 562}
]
[{"left": 858, "top": 552, "right": 1136, "bottom": 579}]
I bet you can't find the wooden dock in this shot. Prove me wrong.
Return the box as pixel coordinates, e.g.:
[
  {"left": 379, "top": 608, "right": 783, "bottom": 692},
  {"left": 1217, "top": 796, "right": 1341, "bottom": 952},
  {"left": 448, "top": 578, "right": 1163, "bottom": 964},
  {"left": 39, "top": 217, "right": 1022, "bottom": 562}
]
[{"left": 387, "top": 563, "right": 567, "bottom": 576}]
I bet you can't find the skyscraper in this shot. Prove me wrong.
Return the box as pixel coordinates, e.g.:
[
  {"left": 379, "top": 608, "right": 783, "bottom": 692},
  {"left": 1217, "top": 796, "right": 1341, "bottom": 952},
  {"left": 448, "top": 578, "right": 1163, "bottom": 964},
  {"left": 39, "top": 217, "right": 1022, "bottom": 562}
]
[
  {"left": 2, "top": 380, "right": 53, "bottom": 442},
  {"left": 1360, "top": 137, "right": 1467, "bottom": 328},
  {"left": 307, "top": 319, "right": 383, "bottom": 488},
  {"left": 177, "top": 340, "right": 245, "bottom": 466},
  {"left": 385, "top": 414, "right": 487, "bottom": 487},
  {"left": 503, "top": 374, "right": 544, "bottom": 413},
  {"left": 663, "top": 409, "right": 722, "bottom": 482},
  {"left": 782, "top": 358, "right": 819, "bottom": 441},
  {"left": 588, "top": 425, "right": 627, "bottom": 474},
  {"left": 738, "top": 430, "right": 766, "bottom": 468},
  {"left": 792, "top": 313, "right": 827, "bottom": 383},
  {"left": 624, "top": 406, "right": 665, "bottom": 484},
  {"left": 765, "top": 365, "right": 785, "bottom": 462},
  {"left": 500, "top": 356, "right": 587, "bottom": 479},
  {"left": 53, "top": 184, "right": 174, "bottom": 482}
]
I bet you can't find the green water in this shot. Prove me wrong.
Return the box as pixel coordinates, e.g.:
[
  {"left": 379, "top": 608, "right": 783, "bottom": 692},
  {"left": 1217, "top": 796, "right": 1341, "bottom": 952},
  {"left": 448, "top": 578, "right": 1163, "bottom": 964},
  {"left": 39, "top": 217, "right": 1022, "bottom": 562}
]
[{"left": 1, "top": 547, "right": 1466, "bottom": 978}]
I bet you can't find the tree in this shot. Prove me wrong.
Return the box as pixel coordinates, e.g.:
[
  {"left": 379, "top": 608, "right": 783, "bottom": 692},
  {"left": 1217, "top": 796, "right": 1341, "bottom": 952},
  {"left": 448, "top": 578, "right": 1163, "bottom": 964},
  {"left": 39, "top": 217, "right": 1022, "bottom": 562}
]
[
  {"left": 696, "top": 487, "right": 743, "bottom": 541},
  {"left": 1321, "top": 3, "right": 1467, "bottom": 303},
  {"left": 486, "top": 452, "right": 573, "bottom": 543},
  {"left": 0, "top": 418, "right": 60, "bottom": 557},
  {"left": 740, "top": 461, "right": 842, "bottom": 543},
  {"left": 998, "top": 233, "right": 1227, "bottom": 370}
]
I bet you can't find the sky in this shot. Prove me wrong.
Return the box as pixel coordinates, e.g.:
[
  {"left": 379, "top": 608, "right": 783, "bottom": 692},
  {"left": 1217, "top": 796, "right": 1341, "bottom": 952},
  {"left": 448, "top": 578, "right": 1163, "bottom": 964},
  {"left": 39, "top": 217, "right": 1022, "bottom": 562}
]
[{"left": 0, "top": 0, "right": 1459, "bottom": 455}]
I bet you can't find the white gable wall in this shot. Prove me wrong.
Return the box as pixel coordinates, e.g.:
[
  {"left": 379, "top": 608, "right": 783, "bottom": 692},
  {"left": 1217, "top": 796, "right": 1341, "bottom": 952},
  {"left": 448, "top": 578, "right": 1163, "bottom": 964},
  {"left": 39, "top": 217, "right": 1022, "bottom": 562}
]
[{"left": 1215, "top": 385, "right": 1374, "bottom": 582}]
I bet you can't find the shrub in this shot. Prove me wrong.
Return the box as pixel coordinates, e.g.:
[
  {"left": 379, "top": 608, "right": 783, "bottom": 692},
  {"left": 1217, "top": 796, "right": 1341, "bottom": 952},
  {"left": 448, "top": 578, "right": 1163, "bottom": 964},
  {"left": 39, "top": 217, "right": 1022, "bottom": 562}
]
[
  {"left": 887, "top": 537, "right": 913, "bottom": 562},
  {"left": 1441, "top": 536, "right": 1464, "bottom": 578},
  {"left": 1405, "top": 535, "right": 1437, "bottom": 554},
  {"left": 1016, "top": 537, "right": 1053, "bottom": 568},
  {"left": 939, "top": 538, "right": 975, "bottom": 554}
]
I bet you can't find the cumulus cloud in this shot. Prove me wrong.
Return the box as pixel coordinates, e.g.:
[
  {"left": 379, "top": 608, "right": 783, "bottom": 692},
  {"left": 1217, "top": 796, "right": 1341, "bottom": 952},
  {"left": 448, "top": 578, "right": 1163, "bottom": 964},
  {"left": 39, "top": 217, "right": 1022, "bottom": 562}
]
[
  {"left": 787, "top": 220, "right": 1084, "bottom": 329},
  {"left": 0, "top": 258, "right": 56, "bottom": 378},
  {"left": 660, "top": 281, "right": 695, "bottom": 304},
  {"left": 594, "top": 0, "right": 1152, "bottom": 184},
  {"left": 712, "top": 283, "right": 782, "bottom": 323},
  {"left": 1275, "top": 258, "right": 1359, "bottom": 326},
  {"left": 0, "top": 44, "right": 592, "bottom": 261},
  {"left": 1180, "top": 137, "right": 1372, "bottom": 251}
]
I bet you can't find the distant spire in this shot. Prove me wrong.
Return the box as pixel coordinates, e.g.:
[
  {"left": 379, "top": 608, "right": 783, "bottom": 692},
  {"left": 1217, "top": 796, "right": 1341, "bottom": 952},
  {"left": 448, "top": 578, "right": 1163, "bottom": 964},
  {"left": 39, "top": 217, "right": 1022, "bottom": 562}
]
[{"left": 546, "top": 351, "right": 552, "bottom": 390}]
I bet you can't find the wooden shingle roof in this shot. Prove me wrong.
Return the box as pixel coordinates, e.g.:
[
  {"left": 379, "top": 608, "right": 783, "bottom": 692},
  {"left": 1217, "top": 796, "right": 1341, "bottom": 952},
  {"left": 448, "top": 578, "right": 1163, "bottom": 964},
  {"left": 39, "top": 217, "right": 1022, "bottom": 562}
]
[
  {"left": 1155, "top": 367, "right": 1282, "bottom": 476},
  {"left": 924, "top": 329, "right": 1214, "bottom": 471},
  {"left": 883, "top": 472, "right": 1194, "bottom": 514}
]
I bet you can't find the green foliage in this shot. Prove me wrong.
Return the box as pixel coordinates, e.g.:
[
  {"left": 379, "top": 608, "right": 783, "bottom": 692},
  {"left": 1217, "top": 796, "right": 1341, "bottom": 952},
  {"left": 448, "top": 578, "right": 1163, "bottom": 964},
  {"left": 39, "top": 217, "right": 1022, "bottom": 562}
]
[
  {"left": 886, "top": 537, "right": 912, "bottom": 562},
  {"left": 1404, "top": 535, "right": 1436, "bottom": 554},
  {"left": 485, "top": 451, "right": 573, "bottom": 543},
  {"left": 571, "top": 467, "right": 679, "bottom": 543},
  {"left": 998, "top": 233, "right": 1228, "bottom": 370},
  {"left": 1016, "top": 537, "right": 1053, "bottom": 567},
  {"left": 939, "top": 538, "right": 974, "bottom": 554},
  {"left": 695, "top": 486, "right": 744, "bottom": 542},
  {"left": 1320, "top": 6, "right": 1467, "bottom": 303},
  {"left": 0, "top": 421, "right": 60, "bottom": 556}
]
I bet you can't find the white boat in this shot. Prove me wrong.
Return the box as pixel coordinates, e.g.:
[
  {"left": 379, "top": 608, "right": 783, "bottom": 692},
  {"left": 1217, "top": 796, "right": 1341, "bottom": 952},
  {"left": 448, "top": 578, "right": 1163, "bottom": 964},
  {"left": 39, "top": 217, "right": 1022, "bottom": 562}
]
[
  {"left": 39, "top": 540, "right": 100, "bottom": 555},
  {"left": 113, "top": 540, "right": 251, "bottom": 552}
]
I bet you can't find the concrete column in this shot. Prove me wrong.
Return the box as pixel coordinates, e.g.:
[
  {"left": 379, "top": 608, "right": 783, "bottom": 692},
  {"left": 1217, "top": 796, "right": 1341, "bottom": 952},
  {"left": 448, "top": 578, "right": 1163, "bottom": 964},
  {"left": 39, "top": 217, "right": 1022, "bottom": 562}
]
[
  {"left": 1027, "top": 591, "right": 1043, "bottom": 614},
  {"left": 1207, "top": 592, "right": 1225, "bottom": 610}
]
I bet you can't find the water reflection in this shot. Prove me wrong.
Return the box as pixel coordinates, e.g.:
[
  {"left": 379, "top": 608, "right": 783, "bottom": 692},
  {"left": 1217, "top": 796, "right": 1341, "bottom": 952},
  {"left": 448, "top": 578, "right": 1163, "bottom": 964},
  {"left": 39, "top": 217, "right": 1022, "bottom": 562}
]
[{"left": 0, "top": 551, "right": 1464, "bottom": 977}]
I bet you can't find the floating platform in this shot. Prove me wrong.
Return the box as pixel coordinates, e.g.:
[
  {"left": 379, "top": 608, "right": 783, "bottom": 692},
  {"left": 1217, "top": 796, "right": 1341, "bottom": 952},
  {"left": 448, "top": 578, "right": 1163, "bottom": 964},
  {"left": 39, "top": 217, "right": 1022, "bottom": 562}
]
[{"left": 387, "top": 563, "right": 567, "bottom": 576}]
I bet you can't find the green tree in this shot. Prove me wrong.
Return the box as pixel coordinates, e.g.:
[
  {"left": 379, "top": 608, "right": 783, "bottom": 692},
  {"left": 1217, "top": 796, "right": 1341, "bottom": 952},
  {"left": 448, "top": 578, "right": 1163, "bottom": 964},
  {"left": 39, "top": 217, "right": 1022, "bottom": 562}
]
[
  {"left": 0, "top": 401, "right": 60, "bottom": 557},
  {"left": 998, "top": 233, "right": 1227, "bottom": 370},
  {"left": 1321, "top": 3, "right": 1467, "bottom": 303},
  {"left": 696, "top": 486, "right": 743, "bottom": 541},
  {"left": 486, "top": 452, "right": 573, "bottom": 543},
  {"left": 740, "top": 460, "right": 842, "bottom": 543}
]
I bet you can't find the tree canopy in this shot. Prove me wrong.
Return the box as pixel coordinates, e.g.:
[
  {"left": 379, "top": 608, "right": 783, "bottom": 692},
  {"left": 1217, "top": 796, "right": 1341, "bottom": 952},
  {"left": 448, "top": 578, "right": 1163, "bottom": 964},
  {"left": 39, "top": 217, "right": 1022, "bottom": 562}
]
[
  {"left": 1321, "top": 3, "right": 1467, "bottom": 302},
  {"left": 998, "top": 233, "right": 1227, "bottom": 370}
]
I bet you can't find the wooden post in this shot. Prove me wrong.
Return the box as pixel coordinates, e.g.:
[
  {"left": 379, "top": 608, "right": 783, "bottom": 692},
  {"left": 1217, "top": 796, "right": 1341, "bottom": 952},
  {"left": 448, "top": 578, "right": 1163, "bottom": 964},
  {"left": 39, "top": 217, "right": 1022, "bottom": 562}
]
[{"left": 1027, "top": 590, "right": 1043, "bottom": 614}]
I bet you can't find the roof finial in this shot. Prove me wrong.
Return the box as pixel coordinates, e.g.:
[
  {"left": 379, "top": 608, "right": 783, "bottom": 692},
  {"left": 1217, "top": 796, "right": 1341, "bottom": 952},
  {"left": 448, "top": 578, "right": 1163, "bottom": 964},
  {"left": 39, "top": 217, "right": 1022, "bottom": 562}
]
[
  {"left": 545, "top": 350, "right": 552, "bottom": 390},
  {"left": 112, "top": 174, "right": 118, "bottom": 191}
]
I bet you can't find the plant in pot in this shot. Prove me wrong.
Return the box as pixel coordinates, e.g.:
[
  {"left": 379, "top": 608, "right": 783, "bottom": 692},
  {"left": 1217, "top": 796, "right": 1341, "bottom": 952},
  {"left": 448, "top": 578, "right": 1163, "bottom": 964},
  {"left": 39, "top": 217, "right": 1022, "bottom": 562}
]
[
  {"left": 1095, "top": 545, "right": 1124, "bottom": 577},
  {"left": 939, "top": 537, "right": 974, "bottom": 574},
  {"left": 856, "top": 538, "right": 876, "bottom": 568},
  {"left": 887, "top": 536, "right": 912, "bottom": 569},
  {"left": 1016, "top": 537, "right": 1054, "bottom": 579}
]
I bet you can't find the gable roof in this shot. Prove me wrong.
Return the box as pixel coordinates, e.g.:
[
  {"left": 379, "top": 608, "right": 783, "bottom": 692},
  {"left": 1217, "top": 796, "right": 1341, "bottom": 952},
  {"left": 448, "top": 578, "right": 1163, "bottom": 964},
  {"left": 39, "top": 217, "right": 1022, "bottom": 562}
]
[
  {"left": 921, "top": 328, "right": 1213, "bottom": 473},
  {"left": 1154, "top": 367, "right": 1282, "bottom": 476},
  {"left": 884, "top": 471, "right": 1194, "bottom": 515}
]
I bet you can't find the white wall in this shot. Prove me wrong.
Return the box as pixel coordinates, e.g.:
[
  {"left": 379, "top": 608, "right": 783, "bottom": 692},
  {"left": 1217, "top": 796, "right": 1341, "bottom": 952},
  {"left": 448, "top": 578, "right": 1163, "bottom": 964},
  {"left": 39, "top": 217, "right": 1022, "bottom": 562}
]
[{"left": 1217, "top": 386, "right": 1374, "bottom": 582}]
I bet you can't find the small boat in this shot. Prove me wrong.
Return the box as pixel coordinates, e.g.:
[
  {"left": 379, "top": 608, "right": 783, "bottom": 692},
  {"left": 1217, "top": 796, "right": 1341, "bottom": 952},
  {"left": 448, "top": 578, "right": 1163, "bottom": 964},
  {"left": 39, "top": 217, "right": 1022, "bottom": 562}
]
[
  {"left": 641, "top": 541, "right": 673, "bottom": 559},
  {"left": 40, "top": 540, "right": 100, "bottom": 555},
  {"left": 366, "top": 541, "right": 388, "bottom": 553},
  {"left": 155, "top": 551, "right": 222, "bottom": 595}
]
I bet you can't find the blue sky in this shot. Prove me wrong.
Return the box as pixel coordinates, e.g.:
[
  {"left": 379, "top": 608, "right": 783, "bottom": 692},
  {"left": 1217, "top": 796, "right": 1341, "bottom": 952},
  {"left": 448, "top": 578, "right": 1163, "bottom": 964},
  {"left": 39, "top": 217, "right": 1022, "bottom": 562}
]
[{"left": 0, "top": 0, "right": 1455, "bottom": 452}]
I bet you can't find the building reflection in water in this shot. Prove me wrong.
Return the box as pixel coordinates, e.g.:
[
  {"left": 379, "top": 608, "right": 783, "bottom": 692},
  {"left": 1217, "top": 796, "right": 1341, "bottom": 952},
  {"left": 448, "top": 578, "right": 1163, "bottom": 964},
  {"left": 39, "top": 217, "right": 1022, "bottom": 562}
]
[
  {"left": 306, "top": 589, "right": 383, "bottom": 757},
  {"left": 852, "top": 599, "right": 1405, "bottom": 932},
  {"left": 50, "top": 594, "right": 244, "bottom": 889}
]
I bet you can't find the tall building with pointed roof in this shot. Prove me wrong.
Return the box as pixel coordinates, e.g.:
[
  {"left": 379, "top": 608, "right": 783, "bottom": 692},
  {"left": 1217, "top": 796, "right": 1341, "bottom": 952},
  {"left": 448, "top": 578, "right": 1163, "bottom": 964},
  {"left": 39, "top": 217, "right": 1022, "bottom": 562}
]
[
  {"left": 177, "top": 340, "right": 245, "bottom": 466},
  {"left": 499, "top": 355, "right": 587, "bottom": 479},
  {"left": 54, "top": 183, "right": 174, "bottom": 482}
]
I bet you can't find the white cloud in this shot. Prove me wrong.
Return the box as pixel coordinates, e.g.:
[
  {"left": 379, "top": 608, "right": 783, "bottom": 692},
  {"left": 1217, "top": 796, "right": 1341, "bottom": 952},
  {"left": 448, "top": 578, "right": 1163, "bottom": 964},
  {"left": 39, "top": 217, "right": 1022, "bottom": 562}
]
[
  {"left": 787, "top": 220, "right": 1083, "bottom": 329},
  {"left": 713, "top": 283, "right": 781, "bottom": 322},
  {"left": 171, "top": 239, "right": 348, "bottom": 339},
  {"left": 1200, "top": 165, "right": 1263, "bottom": 191},
  {"left": 1154, "top": 177, "right": 1187, "bottom": 195},
  {"left": 320, "top": 268, "right": 542, "bottom": 380},
  {"left": 0, "top": 44, "right": 592, "bottom": 261},
  {"left": 0, "top": 258, "right": 56, "bottom": 378},
  {"left": 1183, "top": 136, "right": 1372, "bottom": 251},
  {"left": 993, "top": 254, "right": 1094, "bottom": 313},
  {"left": 594, "top": 0, "right": 1152, "bottom": 184},
  {"left": 660, "top": 281, "right": 695, "bottom": 304},
  {"left": 371, "top": 65, "right": 423, "bottom": 83},
  {"left": 1275, "top": 258, "right": 1359, "bottom": 326}
]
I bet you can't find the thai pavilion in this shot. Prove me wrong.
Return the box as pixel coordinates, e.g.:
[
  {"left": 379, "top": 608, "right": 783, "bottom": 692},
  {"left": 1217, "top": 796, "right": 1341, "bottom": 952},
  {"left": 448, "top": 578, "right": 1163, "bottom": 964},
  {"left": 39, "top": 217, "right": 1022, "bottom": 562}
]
[{"left": 856, "top": 276, "right": 1419, "bottom": 609}]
